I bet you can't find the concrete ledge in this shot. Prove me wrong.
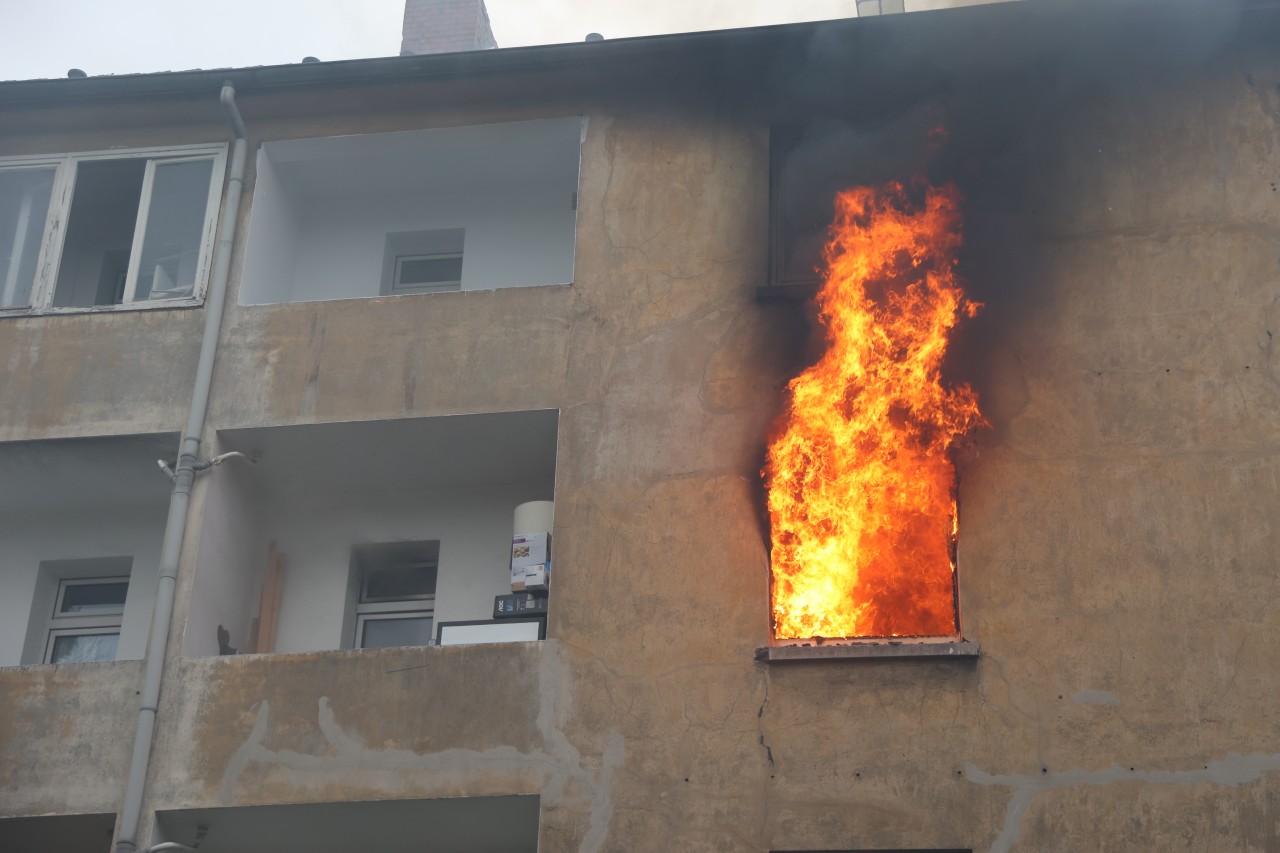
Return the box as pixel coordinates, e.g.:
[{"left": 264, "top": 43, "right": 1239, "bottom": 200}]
[{"left": 755, "top": 640, "right": 980, "bottom": 662}]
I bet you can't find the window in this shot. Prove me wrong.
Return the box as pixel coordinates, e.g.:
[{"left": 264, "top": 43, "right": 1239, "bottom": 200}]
[
  {"left": 382, "top": 228, "right": 465, "bottom": 295},
  {"left": 43, "top": 577, "right": 129, "bottom": 664},
  {"left": 0, "top": 144, "right": 226, "bottom": 311},
  {"left": 764, "top": 124, "right": 875, "bottom": 300},
  {"left": 351, "top": 541, "right": 439, "bottom": 649}
]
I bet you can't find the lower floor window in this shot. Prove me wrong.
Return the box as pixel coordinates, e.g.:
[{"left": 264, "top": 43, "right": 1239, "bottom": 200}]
[
  {"left": 44, "top": 577, "right": 129, "bottom": 663},
  {"left": 352, "top": 541, "right": 438, "bottom": 649}
]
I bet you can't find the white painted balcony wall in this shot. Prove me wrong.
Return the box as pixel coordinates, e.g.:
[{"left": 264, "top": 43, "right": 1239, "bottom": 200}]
[
  {"left": 0, "top": 435, "right": 173, "bottom": 667},
  {"left": 238, "top": 118, "right": 583, "bottom": 305},
  {"left": 183, "top": 411, "right": 558, "bottom": 658}
]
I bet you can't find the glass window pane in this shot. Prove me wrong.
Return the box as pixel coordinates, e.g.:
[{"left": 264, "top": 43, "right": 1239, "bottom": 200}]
[
  {"left": 363, "top": 564, "right": 437, "bottom": 601},
  {"left": 133, "top": 158, "right": 214, "bottom": 301},
  {"left": 361, "top": 616, "right": 433, "bottom": 649},
  {"left": 397, "top": 255, "right": 463, "bottom": 287},
  {"left": 0, "top": 167, "right": 55, "bottom": 308},
  {"left": 50, "top": 633, "right": 119, "bottom": 663},
  {"left": 60, "top": 581, "right": 129, "bottom": 613}
]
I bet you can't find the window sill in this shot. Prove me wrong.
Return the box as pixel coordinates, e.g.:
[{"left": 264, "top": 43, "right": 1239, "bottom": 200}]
[
  {"left": 755, "top": 639, "right": 980, "bottom": 662},
  {"left": 0, "top": 298, "right": 204, "bottom": 319}
]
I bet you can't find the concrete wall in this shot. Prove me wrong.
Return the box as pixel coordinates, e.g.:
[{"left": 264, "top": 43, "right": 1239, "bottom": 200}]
[
  {"left": 184, "top": 458, "right": 264, "bottom": 659},
  {"left": 235, "top": 152, "right": 301, "bottom": 309},
  {"left": 0, "top": 661, "right": 143, "bottom": 818},
  {"left": 2, "top": 6, "right": 1280, "bottom": 853}
]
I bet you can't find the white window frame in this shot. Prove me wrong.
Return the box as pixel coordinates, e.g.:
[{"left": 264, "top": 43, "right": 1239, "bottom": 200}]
[
  {"left": 0, "top": 143, "right": 227, "bottom": 315},
  {"left": 390, "top": 251, "right": 464, "bottom": 295},
  {"left": 354, "top": 606, "right": 437, "bottom": 649},
  {"left": 354, "top": 565, "right": 437, "bottom": 649},
  {"left": 43, "top": 576, "right": 129, "bottom": 664}
]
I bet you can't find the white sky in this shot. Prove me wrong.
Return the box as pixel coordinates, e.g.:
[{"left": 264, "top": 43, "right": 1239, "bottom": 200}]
[{"left": 0, "top": 0, "right": 856, "bottom": 83}]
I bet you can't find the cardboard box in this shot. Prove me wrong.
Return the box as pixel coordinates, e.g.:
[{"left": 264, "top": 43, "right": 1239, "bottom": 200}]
[
  {"left": 510, "top": 561, "right": 550, "bottom": 592},
  {"left": 494, "top": 592, "right": 549, "bottom": 619},
  {"left": 523, "top": 563, "right": 549, "bottom": 592},
  {"left": 511, "top": 533, "right": 550, "bottom": 568}
]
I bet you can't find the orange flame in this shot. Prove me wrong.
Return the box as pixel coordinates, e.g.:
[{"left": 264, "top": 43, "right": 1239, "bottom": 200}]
[{"left": 764, "top": 180, "right": 982, "bottom": 641}]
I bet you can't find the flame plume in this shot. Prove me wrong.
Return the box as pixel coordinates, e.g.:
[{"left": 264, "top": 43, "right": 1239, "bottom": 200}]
[{"left": 765, "top": 181, "right": 982, "bottom": 641}]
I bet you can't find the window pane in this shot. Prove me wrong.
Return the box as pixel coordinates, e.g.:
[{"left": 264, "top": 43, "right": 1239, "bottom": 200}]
[
  {"left": 364, "top": 564, "right": 437, "bottom": 601},
  {"left": 398, "top": 255, "right": 463, "bottom": 286},
  {"left": 133, "top": 158, "right": 215, "bottom": 301},
  {"left": 361, "top": 616, "right": 433, "bottom": 649},
  {"left": 0, "top": 167, "right": 55, "bottom": 308},
  {"left": 53, "top": 158, "right": 146, "bottom": 307},
  {"left": 60, "top": 581, "right": 129, "bottom": 613},
  {"left": 50, "top": 633, "right": 119, "bottom": 663}
]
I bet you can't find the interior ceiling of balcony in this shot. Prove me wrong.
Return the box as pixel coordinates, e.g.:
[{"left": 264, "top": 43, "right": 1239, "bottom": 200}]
[
  {"left": 266, "top": 116, "right": 583, "bottom": 199},
  {"left": 157, "top": 795, "right": 539, "bottom": 853},
  {"left": 219, "top": 409, "right": 559, "bottom": 501},
  {"left": 0, "top": 813, "right": 116, "bottom": 853},
  {"left": 0, "top": 432, "right": 178, "bottom": 514}
]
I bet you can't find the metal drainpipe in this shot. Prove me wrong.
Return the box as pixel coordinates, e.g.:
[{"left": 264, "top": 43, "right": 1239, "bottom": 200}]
[{"left": 114, "top": 82, "right": 248, "bottom": 853}]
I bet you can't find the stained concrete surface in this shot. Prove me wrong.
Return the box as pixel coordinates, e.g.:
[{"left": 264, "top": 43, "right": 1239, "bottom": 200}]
[{"left": 1, "top": 6, "right": 1279, "bottom": 852}]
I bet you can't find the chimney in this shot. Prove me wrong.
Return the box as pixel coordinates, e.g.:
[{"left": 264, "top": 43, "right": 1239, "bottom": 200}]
[
  {"left": 401, "top": 0, "right": 498, "bottom": 55},
  {"left": 856, "top": 0, "right": 905, "bottom": 13}
]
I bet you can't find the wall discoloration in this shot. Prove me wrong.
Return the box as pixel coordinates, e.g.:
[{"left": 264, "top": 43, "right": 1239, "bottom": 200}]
[
  {"left": 3, "top": 10, "right": 1280, "bottom": 853},
  {"left": 0, "top": 310, "right": 203, "bottom": 441},
  {"left": 966, "top": 755, "right": 1280, "bottom": 853},
  {"left": 146, "top": 643, "right": 623, "bottom": 852},
  {"left": 0, "top": 662, "right": 141, "bottom": 817}
]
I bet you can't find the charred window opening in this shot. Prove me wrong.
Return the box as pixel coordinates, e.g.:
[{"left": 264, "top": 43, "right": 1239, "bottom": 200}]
[
  {"left": 761, "top": 124, "right": 982, "bottom": 653},
  {"left": 767, "top": 125, "right": 852, "bottom": 300}
]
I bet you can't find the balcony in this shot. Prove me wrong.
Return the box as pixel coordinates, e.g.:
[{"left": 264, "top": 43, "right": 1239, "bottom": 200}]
[{"left": 237, "top": 118, "right": 583, "bottom": 306}]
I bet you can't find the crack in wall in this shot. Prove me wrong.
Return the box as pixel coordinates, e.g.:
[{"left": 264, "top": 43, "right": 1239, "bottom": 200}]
[
  {"left": 218, "top": 645, "right": 624, "bottom": 853},
  {"left": 965, "top": 752, "right": 1280, "bottom": 853}
]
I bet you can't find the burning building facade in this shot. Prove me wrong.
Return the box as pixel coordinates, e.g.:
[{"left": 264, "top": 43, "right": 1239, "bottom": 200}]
[{"left": 1, "top": 1, "right": 1280, "bottom": 851}]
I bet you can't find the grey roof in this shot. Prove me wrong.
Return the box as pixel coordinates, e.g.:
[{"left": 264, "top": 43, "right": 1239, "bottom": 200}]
[{"left": 0, "top": 0, "right": 1273, "bottom": 107}]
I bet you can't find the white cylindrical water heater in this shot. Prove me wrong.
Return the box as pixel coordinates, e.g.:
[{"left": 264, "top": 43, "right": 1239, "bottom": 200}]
[{"left": 514, "top": 500, "right": 554, "bottom": 536}]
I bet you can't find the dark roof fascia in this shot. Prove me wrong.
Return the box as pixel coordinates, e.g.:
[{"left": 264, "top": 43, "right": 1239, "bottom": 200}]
[
  {"left": 0, "top": 20, "right": 831, "bottom": 108},
  {"left": 0, "top": 0, "right": 1274, "bottom": 109}
]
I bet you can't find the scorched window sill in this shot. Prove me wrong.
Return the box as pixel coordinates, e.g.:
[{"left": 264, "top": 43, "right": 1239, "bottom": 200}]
[{"left": 756, "top": 640, "right": 980, "bottom": 663}]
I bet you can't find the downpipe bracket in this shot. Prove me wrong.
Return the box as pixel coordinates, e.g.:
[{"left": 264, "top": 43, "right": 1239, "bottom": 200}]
[{"left": 156, "top": 450, "right": 250, "bottom": 482}]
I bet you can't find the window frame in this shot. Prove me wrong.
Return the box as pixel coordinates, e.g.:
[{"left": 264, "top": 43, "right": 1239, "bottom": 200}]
[
  {"left": 353, "top": 559, "right": 438, "bottom": 650},
  {"left": 42, "top": 575, "right": 129, "bottom": 664},
  {"left": 389, "top": 250, "right": 465, "bottom": 295},
  {"left": 354, "top": 607, "right": 437, "bottom": 650},
  {"left": 0, "top": 143, "right": 227, "bottom": 316}
]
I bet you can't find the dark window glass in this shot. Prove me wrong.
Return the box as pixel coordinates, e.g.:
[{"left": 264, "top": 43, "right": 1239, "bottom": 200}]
[
  {"left": 60, "top": 581, "right": 129, "bottom": 613},
  {"left": 398, "top": 255, "right": 463, "bottom": 286},
  {"left": 361, "top": 616, "right": 434, "bottom": 649},
  {"left": 363, "top": 565, "right": 437, "bottom": 601}
]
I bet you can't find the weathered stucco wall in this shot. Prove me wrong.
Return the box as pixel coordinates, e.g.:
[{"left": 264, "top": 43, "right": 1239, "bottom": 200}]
[
  {"left": 2, "top": 6, "right": 1280, "bottom": 852},
  {"left": 0, "top": 662, "right": 142, "bottom": 817}
]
